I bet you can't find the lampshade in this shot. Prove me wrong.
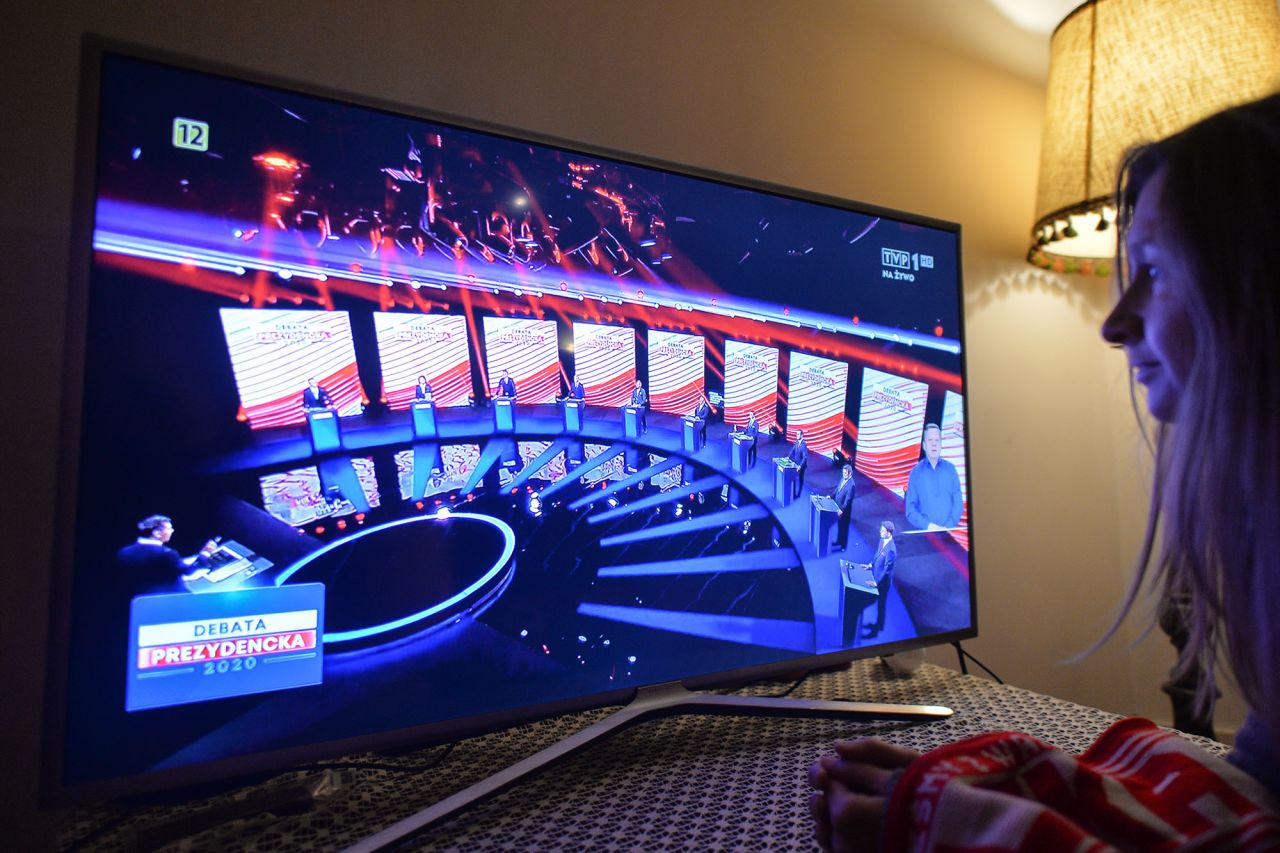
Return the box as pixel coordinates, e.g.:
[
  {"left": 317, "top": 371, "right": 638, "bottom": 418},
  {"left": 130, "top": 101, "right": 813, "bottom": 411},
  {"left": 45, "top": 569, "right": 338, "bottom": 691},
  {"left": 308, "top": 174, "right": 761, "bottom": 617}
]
[{"left": 1028, "top": 0, "right": 1280, "bottom": 275}]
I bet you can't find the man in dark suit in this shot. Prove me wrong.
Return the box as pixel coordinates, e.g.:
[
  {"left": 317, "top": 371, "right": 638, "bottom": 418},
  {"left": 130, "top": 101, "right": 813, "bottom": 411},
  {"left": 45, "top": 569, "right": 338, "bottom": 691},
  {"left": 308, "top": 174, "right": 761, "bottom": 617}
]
[
  {"left": 302, "top": 377, "right": 333, "bottom": 411},
  {"left": 788, "top": 429, "right": 809, "bottom": 497},
  {"left": 832, "top": 464, "right": 855, "bottom": 550},
  {"left": 693, "top": 394, "right": 711, "bottom": 444},
  {"left": 745, "top": 411, "right": 760, "bottom": 467},
  {"left": 414, "top": 375, "right": 434, "bottom": 402},
  {"left": 496, "top": 369, "right": 517, "bottom": 399},
  {"left": 117, "top": 515, "right": 218, "bottom": 594},
  {"left": 568, "top": 374, "right": 586, "bottom": 401},
  {"left": 628, "top": 379, "right": 648, "bottom": 431},
  {"left": 862, "top": 521, "right": 898, "bottom": 638}
]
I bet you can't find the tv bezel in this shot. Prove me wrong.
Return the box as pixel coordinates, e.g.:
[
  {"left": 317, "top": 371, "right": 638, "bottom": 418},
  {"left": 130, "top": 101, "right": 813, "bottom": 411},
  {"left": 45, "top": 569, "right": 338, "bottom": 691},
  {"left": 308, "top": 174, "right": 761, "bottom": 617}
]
[{"left": 41, "top": 34, "right": 979, "bottom": 807}]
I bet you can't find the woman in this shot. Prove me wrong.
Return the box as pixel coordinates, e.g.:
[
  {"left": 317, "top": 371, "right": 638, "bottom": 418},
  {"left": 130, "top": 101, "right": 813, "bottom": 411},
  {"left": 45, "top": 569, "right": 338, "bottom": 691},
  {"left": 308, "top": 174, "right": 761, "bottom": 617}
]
[{"left": 809, "top": 93, "right": 1280, "bottom": 850}]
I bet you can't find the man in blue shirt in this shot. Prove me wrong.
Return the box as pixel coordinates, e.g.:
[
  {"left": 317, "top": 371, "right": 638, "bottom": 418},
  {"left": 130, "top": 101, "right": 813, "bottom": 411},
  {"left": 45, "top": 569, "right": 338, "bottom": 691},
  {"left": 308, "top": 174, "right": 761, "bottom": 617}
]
[{"left": 904, "top": 423, "right": 963, "bottom": 531}]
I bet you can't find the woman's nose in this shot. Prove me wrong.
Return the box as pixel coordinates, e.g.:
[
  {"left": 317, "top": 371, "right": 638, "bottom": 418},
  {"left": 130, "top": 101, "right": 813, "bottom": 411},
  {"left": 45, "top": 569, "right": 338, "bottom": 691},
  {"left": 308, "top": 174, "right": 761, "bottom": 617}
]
[{"left": 1101, "top": 286, "right": 1143, "bottom": 345}]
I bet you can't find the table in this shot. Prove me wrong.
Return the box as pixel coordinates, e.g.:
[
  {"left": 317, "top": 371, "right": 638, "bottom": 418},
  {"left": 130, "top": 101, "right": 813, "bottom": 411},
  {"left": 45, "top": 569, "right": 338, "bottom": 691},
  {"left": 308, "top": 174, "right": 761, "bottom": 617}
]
[
  {"left": 773, "top": 457, "right": 799, "bottom": 506},
  {"left": 492, "top": 397, "right": 515, "bottom": 432},
  {"left": 410, "top": 400, "right": 437, "bottom": 439},
  {"left": 623, "top": 405, "right": 644, "bottom": 438},
  {"left": 730, "top": 433, "right": 752, "bottom": 473},
  {"left": 682, "top": 416, "right": 704, "bottom": 452},
  {"left": 809, "top": 494, "right": 839, "bottom": 557},
  {"left": 562, "top": 398, "right": 584, "bottom": 433},
  {"left": 306, "top": 410, "right": 342, "bottom": 454},
  {"left": 58, "top": 661, "right": 1226, "bottom": 851}
]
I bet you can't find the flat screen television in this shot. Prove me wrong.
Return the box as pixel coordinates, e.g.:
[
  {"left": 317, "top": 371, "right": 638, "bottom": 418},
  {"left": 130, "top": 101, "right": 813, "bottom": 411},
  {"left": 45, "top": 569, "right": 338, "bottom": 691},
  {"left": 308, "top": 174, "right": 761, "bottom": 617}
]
[{"left": 43, "top": 37, "right": 976, "bottom": 840}]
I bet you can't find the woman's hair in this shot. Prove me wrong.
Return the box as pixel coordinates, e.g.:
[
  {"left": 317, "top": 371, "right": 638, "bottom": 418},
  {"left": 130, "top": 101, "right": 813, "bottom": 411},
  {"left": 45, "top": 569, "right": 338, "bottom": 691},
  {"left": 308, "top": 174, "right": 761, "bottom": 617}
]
[{"left": 1111, "top": 93, "right": 1280, "bottom": 741}]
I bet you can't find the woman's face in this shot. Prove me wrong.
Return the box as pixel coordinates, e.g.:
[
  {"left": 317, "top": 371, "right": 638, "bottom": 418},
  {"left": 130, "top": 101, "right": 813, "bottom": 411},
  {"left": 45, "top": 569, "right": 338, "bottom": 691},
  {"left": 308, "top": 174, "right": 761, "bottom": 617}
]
[{"left": 1101, "top": 166, "right": 1197, "bottom": 422}]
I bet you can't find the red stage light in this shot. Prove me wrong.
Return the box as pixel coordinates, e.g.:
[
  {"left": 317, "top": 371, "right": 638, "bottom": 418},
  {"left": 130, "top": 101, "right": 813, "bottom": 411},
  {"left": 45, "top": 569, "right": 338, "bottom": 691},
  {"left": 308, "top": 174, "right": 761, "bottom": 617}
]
[
  {"left": 336, "top": 519, "right": 347, "bottom": 530},
  {"left": 355, "top": 513, "right": 365, "bottom": 522},
  {"left": 934, "top": 325, "right": 944, "bottom": 336},
  {"left": 315, "top": 525, "right": 325, "bottom": 535},
  {"left": 852, "top": 315, "right": 860, "bottom": 325},
  {"left": 350, "top": 262, "right": 362, "bottom": 273},
  {"left": 415, "top": 501, "right": 424, "bottom": 510}
]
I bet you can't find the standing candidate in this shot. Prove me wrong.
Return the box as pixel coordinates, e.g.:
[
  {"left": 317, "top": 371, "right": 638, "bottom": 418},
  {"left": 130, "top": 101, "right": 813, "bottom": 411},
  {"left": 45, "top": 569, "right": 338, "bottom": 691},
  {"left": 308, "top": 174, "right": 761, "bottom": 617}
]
[
  {"left": 831, "top": 464, "right": 855, "bottom": 551},
  {"left": 904, "top": 423, "right": 963, "bottom": 531},
  {"left": 495, "top": 369, "right": 517, "bottom": 400},
  {"left": 568, "top": 374, "right": 586, "bottom": 401},
  {"left": 302, "top": 377, "right": 333, "bottom": 411},
  {"left": 693, "top": 394, "right": 711, "bottom": 444},
  {"left": 861, "top": 521, "right": 897, "bottom": 638},
  {"left": 414, "top": 375, "right": 434, "bottom": 402},
  {"left": 788, "top": 429, "right": 809, "bottom": 496},
  {"left": 628, "top": 379, "right": 648, "bottom": 431},
  {"left": 117, "top": 515, "right": 218, "bottom": 594},
  {"left": 745, "top": 411, "right": 760, "bottom": 468}
]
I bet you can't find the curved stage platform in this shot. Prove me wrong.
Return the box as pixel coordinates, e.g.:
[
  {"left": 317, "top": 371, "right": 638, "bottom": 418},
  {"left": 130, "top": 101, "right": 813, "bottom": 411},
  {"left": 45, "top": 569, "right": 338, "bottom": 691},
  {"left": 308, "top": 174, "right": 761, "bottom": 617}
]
[{"left": 202, "top": 401, "right": 970, "bottom": 658}]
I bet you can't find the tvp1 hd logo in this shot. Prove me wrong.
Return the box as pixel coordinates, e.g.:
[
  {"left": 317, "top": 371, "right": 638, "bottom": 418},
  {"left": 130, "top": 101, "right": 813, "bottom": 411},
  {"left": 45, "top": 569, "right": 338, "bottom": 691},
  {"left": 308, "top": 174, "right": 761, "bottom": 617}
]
[{"left": 881, "top": 248, "right": 933, "bottom": 281}]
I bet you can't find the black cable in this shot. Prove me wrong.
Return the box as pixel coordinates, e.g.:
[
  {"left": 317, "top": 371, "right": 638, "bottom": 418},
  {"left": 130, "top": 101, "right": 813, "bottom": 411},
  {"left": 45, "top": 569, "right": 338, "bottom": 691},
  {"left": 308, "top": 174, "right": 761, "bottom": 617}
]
[
  {"left": 953, "top": 641, "right": 968, "bottom": 676},
  {"left": 64, "top": 809, "right": 130, "bottom": 853},
  {"left": 310, "top": 742, "right": 456, "bottom": 774},
  {"left": 759, "top": 673, "right": 808, "bottom": 698},
  {"left": 952, "top": 642, "right": 1004, "bottom": 684}
]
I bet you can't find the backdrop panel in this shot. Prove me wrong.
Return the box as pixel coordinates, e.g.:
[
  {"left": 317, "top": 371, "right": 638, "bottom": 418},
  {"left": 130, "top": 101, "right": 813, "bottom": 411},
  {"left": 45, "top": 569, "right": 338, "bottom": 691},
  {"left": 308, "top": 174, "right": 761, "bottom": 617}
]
[
  {"left": 572, "top": 323, "right": 636, "bottom": 407},
  {"left": 941, "top": 390, "right": 970, "bottom": 551},
  {"left": 648, "top": 330, "right": 705, "bottom": 416},
  {"left": 373, "top": 313, "right": 472, "bottom": 409},
  {"left": 723, "top": 340, "right": 779, "bottom": 429},
  {"left": 785, "top": 352, "right": 849, "bottom": 455},
  {"left": 853, "top": 367, "right": 928, "bottom": 497},
  {"left": 219, "top": 309, "right": 363, "bottom": 429},
  {"left": 482, "top": 317, "right": 560, "bottom": 404}
]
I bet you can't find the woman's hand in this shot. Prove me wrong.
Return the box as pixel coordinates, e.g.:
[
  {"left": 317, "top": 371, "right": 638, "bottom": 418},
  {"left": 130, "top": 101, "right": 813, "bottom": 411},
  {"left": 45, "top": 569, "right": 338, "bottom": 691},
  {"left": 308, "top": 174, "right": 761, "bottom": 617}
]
[{"left": 808, "top": 738, "right": 921, "bottom": 851}]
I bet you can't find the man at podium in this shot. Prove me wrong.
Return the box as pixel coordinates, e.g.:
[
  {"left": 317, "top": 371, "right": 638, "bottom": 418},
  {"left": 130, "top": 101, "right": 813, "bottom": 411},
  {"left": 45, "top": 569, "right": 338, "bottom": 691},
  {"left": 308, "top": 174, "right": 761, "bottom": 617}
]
[
  {"left": 693, "top": 394, "right": 711, "bottom": 444},
  {"left": 788, "top": 429, "right": 809, "bottom": 496},
  {"left": 744, "top": 411, "right": 760, "bottom": 468},
  {"left": 860, "top": 521, "right": 897, "bottom": 638},
  {"left": 831, "top": 464, "right": 855, "bottom": 551},
  {"left": 495, "top": 369, "right": 517, "bottom": 400},
  {"left": 117, "top": 515, "right": 219, "bottom": 593},
  {"left": 301, "top": 377, "right": 333, "bottom": 412},
  {"left": 414, "top": 375, "right": 434, "bottom": 402},
  {"left": 628, "top": 379, "right": 649, "bottom": 431},
  {"left": 567, "top": 374, "right": 586, "bottom": 401}
]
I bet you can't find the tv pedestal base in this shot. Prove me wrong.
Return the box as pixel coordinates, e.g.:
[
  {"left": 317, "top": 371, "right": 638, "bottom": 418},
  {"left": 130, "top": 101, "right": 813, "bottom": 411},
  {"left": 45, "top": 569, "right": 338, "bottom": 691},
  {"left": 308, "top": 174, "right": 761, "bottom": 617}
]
[{"left": 345, "top": 683, "right": 950, "bottom": 851}]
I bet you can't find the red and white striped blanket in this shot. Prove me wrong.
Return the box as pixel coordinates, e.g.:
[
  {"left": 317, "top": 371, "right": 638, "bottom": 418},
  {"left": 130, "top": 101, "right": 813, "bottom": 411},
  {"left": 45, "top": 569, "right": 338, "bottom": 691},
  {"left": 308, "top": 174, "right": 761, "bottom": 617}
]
[{"left": 883, "top": 717, "right": 1280, "bottom": 851}]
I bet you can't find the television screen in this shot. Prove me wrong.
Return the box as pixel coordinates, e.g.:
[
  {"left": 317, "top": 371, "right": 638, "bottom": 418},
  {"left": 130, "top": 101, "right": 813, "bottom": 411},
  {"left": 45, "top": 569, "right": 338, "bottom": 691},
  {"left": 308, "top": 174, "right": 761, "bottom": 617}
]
[{"left": 44, "top": 42, "right": 975, "bottom": 801}]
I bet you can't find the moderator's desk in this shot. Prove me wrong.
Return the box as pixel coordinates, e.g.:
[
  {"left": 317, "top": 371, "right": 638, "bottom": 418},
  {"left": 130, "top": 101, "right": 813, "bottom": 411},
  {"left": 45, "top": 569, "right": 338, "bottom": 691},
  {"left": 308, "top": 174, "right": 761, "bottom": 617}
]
[{"left": 59, "top": 661, "right": 1226, "bottom": 851}]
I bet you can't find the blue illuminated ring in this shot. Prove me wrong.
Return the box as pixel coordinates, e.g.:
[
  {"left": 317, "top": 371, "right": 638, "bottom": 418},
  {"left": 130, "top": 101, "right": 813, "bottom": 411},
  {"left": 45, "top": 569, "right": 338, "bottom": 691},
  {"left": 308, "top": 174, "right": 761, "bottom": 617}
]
[{"left": 274, "top": 512, "right": 516, "bottom": 644}]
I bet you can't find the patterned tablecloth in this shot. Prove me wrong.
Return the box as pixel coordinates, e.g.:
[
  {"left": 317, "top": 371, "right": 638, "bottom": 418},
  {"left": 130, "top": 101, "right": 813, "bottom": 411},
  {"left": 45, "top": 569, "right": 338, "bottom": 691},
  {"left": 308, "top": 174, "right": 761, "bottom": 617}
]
[{"left": 59, "top": 660, "right": 1225, "bottom": 851}]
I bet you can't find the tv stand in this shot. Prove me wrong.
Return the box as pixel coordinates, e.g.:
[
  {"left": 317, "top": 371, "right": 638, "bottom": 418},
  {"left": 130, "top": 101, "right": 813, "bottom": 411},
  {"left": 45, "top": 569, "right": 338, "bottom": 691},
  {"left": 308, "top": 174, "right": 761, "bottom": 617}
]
[{"left": 345, "top": 681, "right": 951, "bottom": 851}]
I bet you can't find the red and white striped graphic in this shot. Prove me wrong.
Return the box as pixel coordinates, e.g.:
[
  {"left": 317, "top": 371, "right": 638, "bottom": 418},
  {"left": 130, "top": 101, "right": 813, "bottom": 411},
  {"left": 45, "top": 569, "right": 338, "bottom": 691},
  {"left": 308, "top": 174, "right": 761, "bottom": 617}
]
[
  {"left": 648, "top": 330, "right": 705, "bottom": 416},
  {"left": 941, "top": 390, "right": 970, "bottom": 550},
  {"left": 723, "top": 340, "right": 778, "bottom": 429},
  {"left": 853, "top": 367, "right": 928, "bottom": 496},
  {"left": 572, "top": 323, "right": 635, "bottom": 407},
  {"left": 373, "top": 313, "right": 472, "bottom": 409},
  {"left": 219, "top": 309, "right": 363, "bottom": 429},
  {"left": 786, "top": 352, "right": 849, "bottom": 455},
  {"left": 482, "top": 317, "right": 560, "bottom": 404}
]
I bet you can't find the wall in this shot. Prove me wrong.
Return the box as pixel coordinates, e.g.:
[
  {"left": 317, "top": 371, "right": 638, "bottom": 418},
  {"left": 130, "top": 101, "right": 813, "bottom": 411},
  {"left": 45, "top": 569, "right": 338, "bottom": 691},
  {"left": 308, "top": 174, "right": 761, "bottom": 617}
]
[{"left": 1, "top": 1, "right": 1237, "bottom": 842}]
